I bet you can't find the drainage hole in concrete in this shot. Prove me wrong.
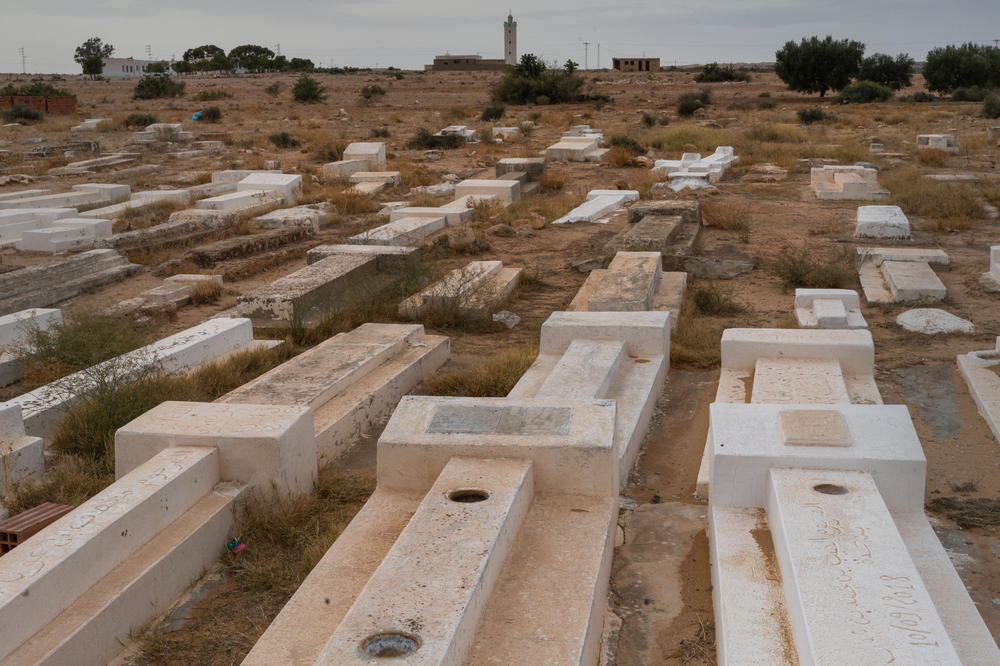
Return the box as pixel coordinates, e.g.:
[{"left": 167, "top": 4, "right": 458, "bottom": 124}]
[
  {"left": 447, "top": 488, "right": 491, "bottom": 503},
  {"left": 813, "top": 483, "right": 849, "bottom": 495},
  {"left": 361, "top": 632, "right": 421, "bottom": 658}
]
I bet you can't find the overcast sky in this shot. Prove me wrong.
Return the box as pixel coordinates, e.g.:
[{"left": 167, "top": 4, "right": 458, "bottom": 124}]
[{"left": 2, "top": 1, "right": 998, "bottom": 74}]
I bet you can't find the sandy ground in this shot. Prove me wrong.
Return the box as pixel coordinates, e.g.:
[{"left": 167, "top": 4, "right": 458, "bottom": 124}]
[{"left": 2, "top": 68, "right": 999, "bottom": 662}]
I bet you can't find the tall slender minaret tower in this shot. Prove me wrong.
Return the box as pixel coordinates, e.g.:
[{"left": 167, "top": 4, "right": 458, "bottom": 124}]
[{"left": 504, "top": 12, "right": 517, "bottom": 65}]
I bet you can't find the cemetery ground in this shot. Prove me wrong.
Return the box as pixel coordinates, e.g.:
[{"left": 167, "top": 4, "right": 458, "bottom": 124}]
[{"left": 1, "top": 68, "right": 999, "bottom": 664}]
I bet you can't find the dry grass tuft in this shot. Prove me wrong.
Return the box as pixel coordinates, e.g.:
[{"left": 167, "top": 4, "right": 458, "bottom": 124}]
[
  {"left": 427, "top": 347, "right": 537, "bottom": 397},
  {"left": 670, "top": 301, "right": 724, "bottom": 368},
  {"left": 769, "top": 244, "right": 856, "bottom": 290},
  {"left": 329, "top": 189, "right": 380, "bottom": 215},
  {"left": 692, "top": 284, "right": 744, "bottom": 315},
  {"left": 537, "top": 171, "right": 567, "bottom": 193},
  {"left": 188, "top": 280, "right": 223, "bottom": 305},
  {"left": 604, "top": 146, "right": 640, "bottom": 167},
  {"left": 882, "top": 168, "right": 985, "bottom": 229},
  {"left": 701, "top": 199, "right": 751, "bottom": 242},
  {"left": 916, "top": 148, "right": 950, "bottom": 167}
]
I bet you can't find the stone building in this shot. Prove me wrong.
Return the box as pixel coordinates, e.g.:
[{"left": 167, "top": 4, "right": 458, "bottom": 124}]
[
  {"left": 427, "top": 12, "right": 517, "bottom": 71},
  {"left": 612, "top": 57, "right": 661, "bottom": 72}
]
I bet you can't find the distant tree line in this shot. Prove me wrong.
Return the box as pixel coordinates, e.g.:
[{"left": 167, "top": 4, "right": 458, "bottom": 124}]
[{"left": 771, "top": 35, "right": 1000, "bottom": 104}]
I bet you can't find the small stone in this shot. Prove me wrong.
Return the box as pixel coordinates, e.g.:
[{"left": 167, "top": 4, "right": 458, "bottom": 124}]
[
  {"left": 491, "top": 310, "right": 520, "bottom": 328},
  {"left": 896, "top": 308, "right": 975, "bottom": 335}
]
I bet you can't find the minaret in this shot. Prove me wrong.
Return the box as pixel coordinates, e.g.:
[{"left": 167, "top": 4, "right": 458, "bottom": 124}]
[{"left": 504, "top": 12, "right": 517, "bottom": 65}]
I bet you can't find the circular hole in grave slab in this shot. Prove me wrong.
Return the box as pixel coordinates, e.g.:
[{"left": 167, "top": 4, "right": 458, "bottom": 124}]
[
  {"left": 361, "top": 632, "right": 421, "bottom": 658},
  {"left": 446, "top": 488, "right": 491, "bottom": 503},
  {"left": 813, "top": 483, "right": 850, "bottom": 495}
]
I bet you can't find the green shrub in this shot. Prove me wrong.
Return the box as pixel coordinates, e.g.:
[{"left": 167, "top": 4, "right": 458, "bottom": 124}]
[
  {"left": 0, "top": 82, "right": 71, "bottom": 97},
  {"left": 492, "top": 53, "right": 584, "bottom": 105},
  {"left": 269, "top": 132, "right": 301, "bottom": 148},
  {"left": 607, "top": 134, "right": 643, "bottom": 154},
  {"left": 123, "top": 113, "right": 157, "bottom": 128},
  {"left": 2, "top": 103, "right": 42, "bottom": 123},
  {"left": 133, "top": 75, "right": 185, "bottom": 100},
  {"left": 952, "top": 86, "right": 990, "bottom": 102},
  {"left": 481, "top": 102, "right": 505, "bottom": 121},
  {"left": 405, "top": 128, "right": 464, "bottom": 150},
  {"left": 907, "top": 91, "right": 936, "bottom": 103},
  {"left": 677, "top": 89, "right": 711, "bottom": 116},
  {"left": 695, "top": 62, "right": 750, "bottom": 83},
  {"left": 640, "top": 112, "right": 656, "bottom": 127},
  {"left": 984, "top": 93, "right": 1000, "bottom": 118},
  {"left": 292, "top": 74, "right": 325, "bottom": 103},
  {"left": 200, "top": 106, "right": 222, "bottom": 122},
  {"left": 797, "top": 107, "right": 830, "bottom": 123},
  {"left": 837, "top": 80, "right": 893, "bottom": 103},
  {"left": 369, "top": 127, "right": 391, "bottom": 138}
]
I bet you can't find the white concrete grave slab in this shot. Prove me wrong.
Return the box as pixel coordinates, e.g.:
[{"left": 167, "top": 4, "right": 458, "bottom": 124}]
[
  {"left": 210, "top": 169, "right": 282, "bottom": 184},
  {"left": 708, "top": 403, "right": 999, "bottom": 665},
  {"left": 794, "top": 289, "right": 867, "bottom": 329},
  {"left": 858, "top": 247, "right": 950, "bottom": 304},
  {"left": 917, "top": 134, "right": 958, "bottom": 153},
  {"left": 855, "top": 205, "right": 911, "bottom": 239},
  {"left": 115, "top": 401, "right": 316, "bottom": 495},
  {"left": 197, "top": 188, "right": 284, "bottom": 214},
  {"left": 348, "top": 171, "right": 401, "bottom": 185},
  {"left": 218, "top": 323, "right": 448, "bottom": 462},
  {"left": 957, "top": 336, "right": 1000, "bottom": 444},
  {"left": 811, "top": 165, "right": 889, "bottom": 201},
  {"left": 349, "top": 215, "right": 446, "bottom": 246},
  {"left": 553, "top": 190, "right": 639, "bottom": 224},
  {"left": 237, "top": 172, "right": 302, "bottom": 202},
  {"left": 696, "top": 327, "right": 882, "bottom": 498},
  {"left": 315, "top": 456, "right": 532, "bottom": 664},
  {"left": 399, "top": 260, "right": 521, "bottom": 319},
  {"left": 0, "top": 318, "right": 260, "bottom": 440},
  {"left": 454, "top": 178, "right": 521, "bottom": 203},
  {"left": 343, "top": 142, "right": 386, "bottom": 170}
]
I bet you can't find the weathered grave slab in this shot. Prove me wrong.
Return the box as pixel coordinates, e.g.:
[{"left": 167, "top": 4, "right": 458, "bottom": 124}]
[
  {"left": 855, "top": 205, "right": 911, "bottom": 239},
  {"left": 957, "top": 337, "right": 1000, "bottom": 444},
  {"left": 236, "top": 254, "right": 378, "bottom": 328},
  {"left": 349, "top": 215, "right": 446, "bottom": 246}
]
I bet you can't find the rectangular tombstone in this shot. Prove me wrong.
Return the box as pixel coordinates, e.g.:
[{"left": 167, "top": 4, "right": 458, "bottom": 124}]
[
  {"left": 349, "top": 215, "right": 446, "bottom": 246},
  {"left": 536, "top": 339, "right": 625, "bottom": 400},
  {"left": 197, "top": 189, "right": 284, "bottom": 212},
  {"left": 882, "top": 260, "right": 947, "bottom": 303},
  {"left": 855, "top": 205, "right": 911, "bottom": 239},
  {"left": 588, "top": 251, "right": 662, "bottom": 311},
  {"left": 236, "top": 254, "right": 378, "bottom": 328},
  {"left": 237, "top": 173, "right": 302, "bottom": 201},
  {"left": 322, "top": 159, "right": 369, "bottom": 179},
  {"left": 794, "top": 289, "right": 867, "bottom": 329},
  {"left": 348, "top": 171, "right": 401, "bottom": 185},
  {"left": 0, "top": 446, "right": 220, "bottom": 662},
  {"left": 720, "top": 328, "right": 874, "bottom": 375},
  {"left": 315, "top": 457, "right": 533, "bottom": 664},
  {"left": 767, "top": 467, "right": 961, "bottom": 664},
  {"left": 115, "top": 401, "right": 316, "bottom": 495},
  {"left": 540, "top": 310, "right": 670, "bottom": 357},
  {"left": 306, "top": 244, "right": 417, "bottom": 265},
  {"left": 343, "top": 142, "right": 386, "bottom": 170},
  {"left": 210, "top": 169, "right": 281, "bottom": 184},
  {"left": 454, "top": 178, "right": 521, "bottom": 203},
  {"left": 495, "top": 157, "right": 546, "bottom": 181},
  {"left": 553, "top": 194, "right": 631, "bottom": 224}
]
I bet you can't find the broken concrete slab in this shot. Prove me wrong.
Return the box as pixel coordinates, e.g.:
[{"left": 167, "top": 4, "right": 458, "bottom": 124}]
[
  {"left": 399, "top": 260, "right": 520, "bottom": 320},
  {"left": 553, "top": 190, "right": 639, "bottom": 224}
]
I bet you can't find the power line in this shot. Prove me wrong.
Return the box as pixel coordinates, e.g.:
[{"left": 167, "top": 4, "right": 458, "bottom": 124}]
[
  {"left": 18, "top": 47, "right": 25, "bottom": 74},
  {"left": 582, "top": 41, "right": 590, "bottom": 69}
]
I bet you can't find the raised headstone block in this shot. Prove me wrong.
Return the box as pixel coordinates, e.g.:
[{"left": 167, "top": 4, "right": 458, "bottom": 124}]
[
  {"left": 720, "top": 328, "right": 874, "bottom": 374},
  {"left": 917, "top": 134, "right": 958, "bottom": 153},
  {"left": 794, "top": 289, "right": 867, "bottom": 329},
  {"left": 237, "top": 172, "right": 302, "bottom": 202},
  {"left": 540, "top": 310, "right": 670, "bottom": 358},
  {"left": 495, "top": 157, "right": 546, "bottom": 181},
  {"left": 454, "top": 178, "right": 521, "bottom": 203},
  {"left": 343, "top": 142, "right": 386, "bottom": 170},
  {"left": 115, "top": 401, "right": 316, "bottom": 495},
  {"left": 855, "top": 205, "right": 911, "bottom": 239}
]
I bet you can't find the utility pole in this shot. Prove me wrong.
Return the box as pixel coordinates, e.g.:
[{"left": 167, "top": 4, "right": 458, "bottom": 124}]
[
  {"left": 993, "top": 39, "right": 1000, "bottom": 47},
  {"left": 18, "top": 47, "right": 25, "bottom": 74},
  {"left": 145, "top": 44, "right": 151, "bottom": 59},
  {"left": 583, "top": 41, "right": 590, "bottom": 70},
  {"left": 275, "top": 44, "right": 281, "bottom": 56},
  {"left": 597, "top": 44, "right": 600, "bottom": 70}
]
